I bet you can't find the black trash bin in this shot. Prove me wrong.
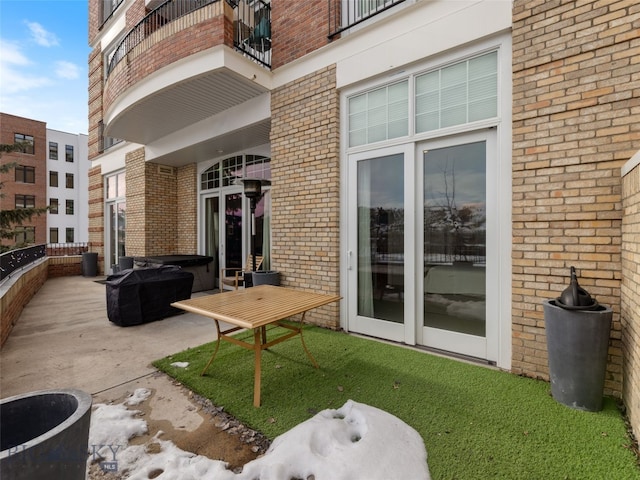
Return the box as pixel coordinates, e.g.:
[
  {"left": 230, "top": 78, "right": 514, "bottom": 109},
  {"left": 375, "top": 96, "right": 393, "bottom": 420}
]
[
  {"left": 544, "top": 267, "right": 612, "bottom": 412},
  {"left": 105, "top": 266, "right": 193, "bottom": 327},
  {"left": 81, "top": 252, "right": 98, "bottom": 277}
]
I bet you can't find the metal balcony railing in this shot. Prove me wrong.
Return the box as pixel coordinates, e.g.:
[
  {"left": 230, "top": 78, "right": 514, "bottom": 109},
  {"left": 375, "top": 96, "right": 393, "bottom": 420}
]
[
  {"left": 106, "top": 0, "right": 222, "bottom": 78},
  {"left": 328, "top": 0, "right": 406, "bottom": 38},
  {"left": 232, "top": 0, "right": 271, "bottom": 68},
  {"left": 0, "top": 244, "right": 46, "bottom": 282}
]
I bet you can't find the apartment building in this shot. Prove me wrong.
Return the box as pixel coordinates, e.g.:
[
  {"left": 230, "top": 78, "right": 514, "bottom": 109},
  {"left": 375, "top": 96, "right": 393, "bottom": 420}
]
[
  {"left": 46, "top": 128, "right": 90, "bottom": 244},
  {"left": 0, "top": 113, "right": 89, "bottom": 249},
  {"left": 87, "top": 0, "right": 640, "bottom": 436}
]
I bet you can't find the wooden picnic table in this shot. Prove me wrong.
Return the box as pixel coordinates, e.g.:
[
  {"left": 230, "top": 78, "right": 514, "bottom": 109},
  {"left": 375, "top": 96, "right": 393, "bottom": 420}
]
[{"left": 171, "top": 285, "right": 341, "bottom": 407}]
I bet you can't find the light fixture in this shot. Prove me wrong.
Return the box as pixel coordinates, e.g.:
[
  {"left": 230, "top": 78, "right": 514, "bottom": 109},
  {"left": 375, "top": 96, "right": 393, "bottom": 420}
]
[{"left": 236, "top": 178, "right": 271, "bottom": 272}]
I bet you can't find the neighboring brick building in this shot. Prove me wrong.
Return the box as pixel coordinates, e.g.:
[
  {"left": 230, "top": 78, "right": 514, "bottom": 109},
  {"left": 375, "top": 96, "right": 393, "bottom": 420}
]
[
  {"left": 0, "top": 114, "right": 47, "bottom": 249},
  {"left": 0, "top": 113, "right": 90, "bottom": 250},
  {"left": 88, "top": 0, "right": 639, "bottom": 438}
]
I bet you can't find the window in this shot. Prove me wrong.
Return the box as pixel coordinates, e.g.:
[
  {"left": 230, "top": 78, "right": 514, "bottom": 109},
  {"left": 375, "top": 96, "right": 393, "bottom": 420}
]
[
  {"left": 50, "top": 171, "right": 59, "bottom": 187},
  {"left": 49, "top": 142, "right": 58, "bottom": 160},
  {"left": 15, "top": 194, "right": 36, "bottom": 208},
  {"left": 66, "top": 173, "right": 74, "bottom": 189},
  {"left": 50, "top": 227, "right": 59, "bottom": 243},
  {"left": 50, "top": 198, "right": 59, "bottom": 214},
  {"left": 15, "top": 226, "right": 36, "bottom": 244},
  {"left": 348, "top": 80, "right": 408, "bottom": 147},
  {"left": 415, "top": 51, "right": 498, "bottom": 133},
  {"left": 66, "top": 199, "right": 74, "bottom": 215},
  {"left": 65, "top": 228, "right": 74, "bottom": 243},
  {"left": 15, "top": 165, "right": 35, "bottom": 183},
  {"left": 106, "top": 171, "right": 126, "bottom": 199},
  {"left": 14, "top": 133, "right": 34, "bottom": 154},
  {"left": 65, "top": 145, "right": 74, "bottom": 162},
  {"left": 201, "top": 165, "right": 220, "bottom": 190}
]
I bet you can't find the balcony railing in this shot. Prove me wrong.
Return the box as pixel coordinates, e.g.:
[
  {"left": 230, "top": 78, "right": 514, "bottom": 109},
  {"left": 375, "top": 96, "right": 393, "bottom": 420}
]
[
  {"left": 106, "top": 0, "right": 222, "bottom": 78},
  {"left": 98, "top": 120, "right": 123, "bottom": 153},
  {"left": 0, "top": 244, "right": 46, "bottom": 282},
  {"left": 232, "top": 0, "right": 271, "bottom": 68},
  {"left": 0, "top": 243, "right": 90, "bottom": 283},
  {"left": 328, "top": 0, "right": 406, "bottom": 39}
]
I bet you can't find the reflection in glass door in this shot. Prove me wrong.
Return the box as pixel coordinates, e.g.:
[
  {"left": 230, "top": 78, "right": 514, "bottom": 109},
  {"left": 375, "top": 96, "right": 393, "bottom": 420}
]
[
  {"left": 421, "top": 141, "right": 487, "bottom": 358},
  {"left": 349, "top": 152, "right": 407, "bottom": 342},
  {"left": 203, "top": 196, "right": 219, "bottom": 285},
  {"left": 107, "top": 201, "right": 126, "bottom": 271}
]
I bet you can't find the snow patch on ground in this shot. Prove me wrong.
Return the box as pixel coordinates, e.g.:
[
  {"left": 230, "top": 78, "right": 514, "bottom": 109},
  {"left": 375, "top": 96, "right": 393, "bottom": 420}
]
[{"left": 88, "top": 388, "right": 431, "bottom": 479}]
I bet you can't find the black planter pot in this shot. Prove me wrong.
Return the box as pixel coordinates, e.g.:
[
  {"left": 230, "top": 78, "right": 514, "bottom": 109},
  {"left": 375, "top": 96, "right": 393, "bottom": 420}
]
[
  {"left": 0, "top": 389, "right": 92, "bottom": 480},
  {"left": 252, "top": 271, "right": 280, "bottom": 286},
  {"left": 543, "top": 299, "right": 612, "bottom": 412}
]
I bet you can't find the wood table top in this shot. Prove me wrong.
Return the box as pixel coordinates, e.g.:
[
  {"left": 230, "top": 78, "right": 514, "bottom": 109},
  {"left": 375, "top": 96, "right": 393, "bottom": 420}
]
[{"left": 171, "top": 285, "right": 341, "bottom": 329}]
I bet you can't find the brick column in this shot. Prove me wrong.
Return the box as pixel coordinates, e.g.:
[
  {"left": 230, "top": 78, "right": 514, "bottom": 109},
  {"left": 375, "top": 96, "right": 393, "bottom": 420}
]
[{"left": 270, "top": 65, "right": 341, "bottom": 328}]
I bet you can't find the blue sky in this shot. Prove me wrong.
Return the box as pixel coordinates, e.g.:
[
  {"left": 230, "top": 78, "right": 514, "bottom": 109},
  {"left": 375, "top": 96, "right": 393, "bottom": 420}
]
[{"left": 0, "top": 0, "right": 89, "bottom": 134}]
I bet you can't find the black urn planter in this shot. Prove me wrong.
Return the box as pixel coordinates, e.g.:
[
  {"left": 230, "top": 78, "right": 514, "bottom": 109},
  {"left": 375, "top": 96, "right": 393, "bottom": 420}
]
[
  {"left": 543, "top": 299, "right": 612, "bottom": 412},
  {"left": 0, "top": 389, "right": 92, "bottom": 480}
]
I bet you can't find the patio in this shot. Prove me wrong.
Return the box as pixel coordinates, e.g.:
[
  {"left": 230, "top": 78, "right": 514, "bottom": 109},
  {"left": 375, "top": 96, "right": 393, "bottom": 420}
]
[{"left": 0, "top": 275, "right": 266, "bottom": 471}]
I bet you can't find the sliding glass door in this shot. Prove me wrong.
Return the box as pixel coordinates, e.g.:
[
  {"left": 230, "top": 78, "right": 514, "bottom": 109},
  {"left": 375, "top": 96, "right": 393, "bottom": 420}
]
[{"left": 346, "top": 131, "right": 497, "bottom": 361}]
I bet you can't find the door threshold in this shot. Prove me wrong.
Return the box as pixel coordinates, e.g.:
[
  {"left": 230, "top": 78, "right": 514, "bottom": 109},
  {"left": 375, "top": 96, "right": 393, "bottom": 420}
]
[{"left": 348, "top": 331, "right": 497, "bottom": 368}]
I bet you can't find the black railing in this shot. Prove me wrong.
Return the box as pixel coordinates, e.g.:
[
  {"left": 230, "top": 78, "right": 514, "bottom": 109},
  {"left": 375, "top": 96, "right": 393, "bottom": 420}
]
[
  {"left": 233, "top": 0, "right": 271, "bottom": 68},
  {"left": 328, "top": 0, "right": 405, "bottom": 39},
  {"left": 98, "top": 121, "right": 123, "bottom": 153},
  {"left": 106, "top": 0, "right": 222, "bottom": 78},
  {"left": 0, "top": 244, "right": 46, "bottom": 282},
  {"left": 100, "top": 0, "right": 126, "bottom": 28},
  {"left": 47, "top": 243, "right": 89, "bottom": 257}
]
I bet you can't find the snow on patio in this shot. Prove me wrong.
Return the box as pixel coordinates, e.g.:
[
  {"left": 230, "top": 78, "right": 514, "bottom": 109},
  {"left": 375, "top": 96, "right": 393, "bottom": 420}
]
[{"left": 88, "top": 388, "right": 431, "bottom": 480}]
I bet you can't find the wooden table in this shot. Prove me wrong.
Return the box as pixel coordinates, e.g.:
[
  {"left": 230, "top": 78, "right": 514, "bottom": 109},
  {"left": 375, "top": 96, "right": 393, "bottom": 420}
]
[{"left": 171, "top": 285, "right": 341, "bottom": 407}]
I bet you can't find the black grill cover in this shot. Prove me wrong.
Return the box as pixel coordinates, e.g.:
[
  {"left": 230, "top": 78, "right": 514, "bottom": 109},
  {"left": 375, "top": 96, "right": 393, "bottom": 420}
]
[{"left": 106, "top": 266, "right": 194, "bottom": 327}]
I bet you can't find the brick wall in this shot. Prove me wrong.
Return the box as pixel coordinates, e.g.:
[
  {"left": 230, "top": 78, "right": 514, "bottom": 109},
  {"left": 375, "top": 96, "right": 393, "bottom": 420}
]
[
  {"left": 512, "top": 0, "right": 639, "bottom": 396},
  {"left": 0, "top": 261, "right": 47, "bottom": 347},
  {"left": 88, "top": 45, "right": 103, "bottom": 161},
  {"left": 622, "top": 158, "right": 640, "bottom": 437},
  {"left": 0, "top": 113, "right": 48, "bottom": 248},
  {"left": 125, "top": 148, "right": 179, "bottom": 256},
  {"left": 271, "top": 0, "right": 330, "bottom": 69},
  {"left": 270, "top": 65, "right": 341, "bottom": 328},
  {"left": 104, "top": 2, "right": 227, "bottom": 116},
  {"left": 48, "top": 256, "right": 83, "bottom": 277},
  {"left": 88, "top": 165, "right": 104, "bottom": 273},
  {"left": 177, "top": 163, "right": 198, "bottom": 253}
]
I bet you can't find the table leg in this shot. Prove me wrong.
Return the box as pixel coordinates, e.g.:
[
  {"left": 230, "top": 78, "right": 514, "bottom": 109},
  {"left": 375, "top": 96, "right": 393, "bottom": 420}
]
[
  {"left": 253, "top": 328, "right": 262, "bottom": 407},
  {"left": 298, "top": 312, "right": 319, "bottom": 369},
  {"left": 201, "top": 320, "right": 223, "bottom": 376}
]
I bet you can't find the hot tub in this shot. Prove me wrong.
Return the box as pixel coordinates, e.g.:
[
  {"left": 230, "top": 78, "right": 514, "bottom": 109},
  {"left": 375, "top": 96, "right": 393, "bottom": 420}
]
[{"left": 133, "top": 255, "right": 214, "bottom": 292}]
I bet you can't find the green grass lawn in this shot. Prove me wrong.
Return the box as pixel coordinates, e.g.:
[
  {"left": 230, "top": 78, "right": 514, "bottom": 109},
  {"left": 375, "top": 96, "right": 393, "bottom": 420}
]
[{"left": 154, "top": 325, "right": 639, "bottom": 479}]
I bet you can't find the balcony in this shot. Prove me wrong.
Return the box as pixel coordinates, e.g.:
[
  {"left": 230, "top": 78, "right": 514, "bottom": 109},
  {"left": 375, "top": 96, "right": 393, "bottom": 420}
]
[
  {"left": 102, "top": 0, "right": 272, "bottom": 164},
  {"left": 328, "top": 0, "right": 406, "bottom": 38}
]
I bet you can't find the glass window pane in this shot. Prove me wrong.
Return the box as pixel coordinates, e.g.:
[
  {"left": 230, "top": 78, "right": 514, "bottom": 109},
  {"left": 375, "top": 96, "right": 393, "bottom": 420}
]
[
  {"left": 357, "top": 153, "right": 405, "bottom": 322},
  {"left": 424, "top": 142, "right": 486, "bottom": 337}
]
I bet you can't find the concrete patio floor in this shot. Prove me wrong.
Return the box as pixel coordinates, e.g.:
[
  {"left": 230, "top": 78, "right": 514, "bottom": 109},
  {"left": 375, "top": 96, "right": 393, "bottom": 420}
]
[{"left": 0, "top": 274, "right": 264, "bottom": 470}]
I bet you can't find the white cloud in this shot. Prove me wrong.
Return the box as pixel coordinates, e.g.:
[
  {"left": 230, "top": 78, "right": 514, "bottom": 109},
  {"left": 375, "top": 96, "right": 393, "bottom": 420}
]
[
  {"left": 55, "top": 60, "right": 80, "bottom": 80},
  {"left": 0, "top": 39, "right": 30, "bottom": 66},
  {"left": 0, "top": 39, "right": 51, "bottom": 94},
  {"left": 25, "top": 21, "right": 59, "bottom": 47}
]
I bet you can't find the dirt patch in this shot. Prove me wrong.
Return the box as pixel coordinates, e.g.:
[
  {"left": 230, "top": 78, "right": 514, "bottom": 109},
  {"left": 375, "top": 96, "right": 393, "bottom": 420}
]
[{"left": 88, "top": 381, "right": 270, "bottom": 479}]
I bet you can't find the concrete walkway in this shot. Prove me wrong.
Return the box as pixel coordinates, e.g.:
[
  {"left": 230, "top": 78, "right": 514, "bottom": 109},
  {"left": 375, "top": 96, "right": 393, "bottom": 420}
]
[{"left": 1, "top": 275, "right": 219, "bottom": 399}]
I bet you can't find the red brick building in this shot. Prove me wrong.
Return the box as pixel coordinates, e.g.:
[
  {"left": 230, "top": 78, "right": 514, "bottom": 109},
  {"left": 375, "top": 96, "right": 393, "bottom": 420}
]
[{"left": 0, "top": 113, "right": 47, "bottom": 249}]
